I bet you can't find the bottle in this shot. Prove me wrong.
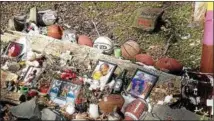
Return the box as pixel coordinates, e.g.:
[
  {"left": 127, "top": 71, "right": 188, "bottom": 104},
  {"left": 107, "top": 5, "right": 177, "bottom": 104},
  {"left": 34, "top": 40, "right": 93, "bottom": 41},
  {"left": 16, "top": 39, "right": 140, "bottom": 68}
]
[{"left": 112, "top": 69, "right": 128, "bottom": 94}]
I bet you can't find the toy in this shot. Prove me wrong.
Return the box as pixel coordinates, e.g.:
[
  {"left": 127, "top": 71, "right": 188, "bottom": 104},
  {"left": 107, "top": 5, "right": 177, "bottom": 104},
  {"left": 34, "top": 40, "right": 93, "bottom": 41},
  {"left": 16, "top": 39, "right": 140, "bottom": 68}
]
[
  {"left": 93, "top": 36, "right": 114, "bottom": 54},
  {"left": 47, "top": 25, "right": 63, "bottom": 39},
  {"left": 135, "top": 54, "right": 154, "bottom": 66},
  {"left": 155, "top": 57, "right": 183, "bottom": 73},
  {"left": 124, "top": 98, "right": 148, "bottom": 120},
  {"left": 121, "top": 40, "right": 140, "bottom": 60},
  {"left": 99, "top": 94, "right": 124, "bottom": 113},
  {"left": 78, "top": 35, "right": 93, "bottom": 47}
]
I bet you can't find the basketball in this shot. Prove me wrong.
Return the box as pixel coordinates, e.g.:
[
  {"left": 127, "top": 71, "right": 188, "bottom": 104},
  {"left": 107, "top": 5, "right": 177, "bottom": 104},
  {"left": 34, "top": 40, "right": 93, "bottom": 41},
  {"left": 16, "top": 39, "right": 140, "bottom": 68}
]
[
  {"left": 78, "top": 35, "right": 93, "bottom": 47},
  {"left": 155, "top": 57, "right": 183, "bottom": 73},
  {"left": 93, "top": 36, "right": 114, "bottom": 54},
  {"left": 99, "top": 94, "right": 125, "bottom": 113},
  {"left": 121, "top": 40, "right": 140, "bottom": 60},
  {"left": 47, "top": 25, "right": 63, "bottom": 39},
  {"left": 135, "top": 54, "right": 154, "bottom": 66}
]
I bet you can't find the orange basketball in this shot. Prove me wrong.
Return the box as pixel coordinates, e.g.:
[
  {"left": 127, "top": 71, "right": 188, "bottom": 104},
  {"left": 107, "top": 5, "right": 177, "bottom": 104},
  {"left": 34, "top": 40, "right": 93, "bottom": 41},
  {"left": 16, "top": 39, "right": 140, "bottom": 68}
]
[
  {"left": 121, "top": 40, "right": 140, "bottom": 60},
  {"left": 47, "top": 25, "right": 63, "bottom": 39},
  {"left": 135, "top": 54, "right": 154, "bottom": 66},
  {"left": 78, "top": 35, "right": 93, "bottom": 47}
]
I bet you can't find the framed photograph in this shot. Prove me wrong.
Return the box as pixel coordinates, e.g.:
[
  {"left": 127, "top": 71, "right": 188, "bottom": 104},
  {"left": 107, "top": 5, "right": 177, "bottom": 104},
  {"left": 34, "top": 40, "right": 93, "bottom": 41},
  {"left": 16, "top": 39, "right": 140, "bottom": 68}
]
[
  {"left": 3, "top": 41, "right": 24, "bottom": 59},
  {"left": 91, "top": 60, "right": 117, "bottom": 83},
  {"left": 22, "top": 66, "right": 43, "bottom": 86},
  {"left": 127, "top": 69, "right": 159, "bottom": 99},
  {"left": 48, "top": 78, "right": 82, "bottom": 106}
]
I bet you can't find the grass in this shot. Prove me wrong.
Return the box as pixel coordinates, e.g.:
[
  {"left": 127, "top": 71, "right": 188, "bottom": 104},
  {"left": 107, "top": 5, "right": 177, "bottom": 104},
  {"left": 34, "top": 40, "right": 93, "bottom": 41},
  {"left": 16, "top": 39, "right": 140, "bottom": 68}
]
[
  {"left": 81, "top": 2, "right": 203, "bottom": 69},
  {"left": 0, "top": 2, "right": 203, "bottom": 69}
]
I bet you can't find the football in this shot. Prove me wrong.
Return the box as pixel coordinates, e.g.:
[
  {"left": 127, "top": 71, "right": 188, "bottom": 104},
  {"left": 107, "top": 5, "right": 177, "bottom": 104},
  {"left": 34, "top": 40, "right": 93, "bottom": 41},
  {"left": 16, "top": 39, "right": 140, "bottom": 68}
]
[
  {"left": 124, "top": 98, "right": 148, "bottom": 120},
  {"left": 135, "top": 54, "right": 155, "bottom": 66},
  {"left": 99, "top": 94, "right": 125, "bottom": 113},
  {"left": 155, "top": 57, "right": 183, "bottom": 73}
]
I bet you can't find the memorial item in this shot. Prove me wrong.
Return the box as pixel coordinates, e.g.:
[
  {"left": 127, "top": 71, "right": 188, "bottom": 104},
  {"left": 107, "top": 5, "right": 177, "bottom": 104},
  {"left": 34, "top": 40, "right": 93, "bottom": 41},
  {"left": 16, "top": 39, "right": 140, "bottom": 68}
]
[
  {"left": 62, "top": 29, "right": 77, "bottom": 43},
  {"left": 135, "top": 54, "right": 154, "bottom": 66},
  {"left": 93, "top": 36, "right": 114, "bottom": 54},
  {"left": 22, "top": 66, "right": 42, "bottom": 87},
  {"left": 99, "top": 94, "right": 125, "bottom": 113},
  {"left": 121, "top": 40, "right": 140, "bottom": 60},
  {"left": 3, "top": 41, "right": 23, "bottom": 58},
  {"left": 155, "top": 57, "right": 183, "bottom": 73},
  {"left": 89, "top": 104, "right": 99, "bottom": 119},
  {"left": 38, "top": 9, "right": 57, "bottom": 26},
  {"left": 112, "top": 69, "right": 128, "bottom": 94},
  {"left": 114, "top": 47, "right": 122, "bottom": 58},
  {"left": 47, "top": 25, "right": 63, "bottom": 39},
  {"left": 8, "top": 15, "right": 26, "bottom": 31},
  {"left": 78, "top": 35, "right": 93, "bottom": 47},
  {"left": 124, "top": 98, "right": 148, "bottom": 120},
  {"left": 127, "top": 69, "right": 158, "bottom": 99},
  {"left": 27, "top": 7, "right": 37, "bottom": 24},
  {"left": 48, "top": 79, "right": 82, "bottom": 106},
  {"left": 132, "top": 8, "right": 164, "bottom": 31},
  {"left": 91, "top": 60, "right": 117, "bottom": 87}
]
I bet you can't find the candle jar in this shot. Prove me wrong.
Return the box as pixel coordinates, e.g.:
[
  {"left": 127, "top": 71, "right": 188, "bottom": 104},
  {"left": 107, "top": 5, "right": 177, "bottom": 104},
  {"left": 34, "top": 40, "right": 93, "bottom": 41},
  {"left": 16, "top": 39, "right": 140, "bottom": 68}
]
[
  {"left": 89, "top": 104, "right": 99, "bottom": 119},
  {"left": 114, "top": 47, "right": 121, "bottom": 58},
  {"left": 19, "top": 86, "right": 29, "bottom": 95}
]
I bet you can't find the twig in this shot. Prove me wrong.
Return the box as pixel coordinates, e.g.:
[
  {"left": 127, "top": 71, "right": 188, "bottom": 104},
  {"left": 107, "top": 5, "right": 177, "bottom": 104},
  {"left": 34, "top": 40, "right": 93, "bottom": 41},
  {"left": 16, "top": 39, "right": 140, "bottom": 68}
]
[
  {"left": 163, "top": 34, "right": 173, "bottom": 55},
  {"left": 92, "top": 20, "right": 100, "bottom": 37}
]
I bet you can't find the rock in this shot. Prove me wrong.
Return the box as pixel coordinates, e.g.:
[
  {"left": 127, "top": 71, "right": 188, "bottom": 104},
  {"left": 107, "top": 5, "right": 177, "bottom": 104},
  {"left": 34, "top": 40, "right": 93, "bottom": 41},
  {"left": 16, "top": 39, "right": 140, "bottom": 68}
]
[
  {"left": 41, "top": 108, "right": 57, "bottom": 120},
  {"left": 9, "top": 97, "right": 41, "bottom": 119},
  {"left": 142, "top": 105, "right": 201, "bottom": 120}
]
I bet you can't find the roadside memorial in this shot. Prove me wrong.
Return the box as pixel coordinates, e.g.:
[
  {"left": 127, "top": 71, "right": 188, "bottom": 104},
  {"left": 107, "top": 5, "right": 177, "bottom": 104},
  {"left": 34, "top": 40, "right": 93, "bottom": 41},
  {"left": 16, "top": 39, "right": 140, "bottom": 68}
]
[{"left": 0, "top": 3, "right": 213, "bottom": 120}]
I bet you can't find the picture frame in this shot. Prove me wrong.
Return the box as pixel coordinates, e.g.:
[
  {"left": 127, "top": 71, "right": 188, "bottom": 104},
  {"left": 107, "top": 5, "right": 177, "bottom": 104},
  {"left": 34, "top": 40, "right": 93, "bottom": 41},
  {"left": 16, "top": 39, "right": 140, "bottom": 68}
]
[
  {"left": 22, "top": 66, "right": 44, "bottom": 86},
  {"left": 91, "top": 59, "right": 117, "bottom": 83},
  {"left": 127, "top": 68, "right": 159, "bottom": 99},
  {"left": 48, "top": 78, "right": 82, "bottom": 106},
  {"left": 3, "top": 41, "right": 24, "bottom": 59}
]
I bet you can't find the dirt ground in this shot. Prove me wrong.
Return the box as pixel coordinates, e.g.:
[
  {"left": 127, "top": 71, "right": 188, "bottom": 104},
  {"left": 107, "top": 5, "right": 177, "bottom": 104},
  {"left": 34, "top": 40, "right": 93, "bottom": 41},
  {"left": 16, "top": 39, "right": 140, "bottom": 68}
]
[{"left": 0, "top": 1, "right": 203, "bottom": 69}]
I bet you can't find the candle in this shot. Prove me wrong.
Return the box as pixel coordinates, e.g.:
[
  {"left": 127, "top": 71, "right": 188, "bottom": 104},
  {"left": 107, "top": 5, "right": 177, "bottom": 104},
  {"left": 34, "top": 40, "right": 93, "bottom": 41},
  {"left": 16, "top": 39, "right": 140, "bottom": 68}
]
[{"left": 114, "top": 48, "right": 121, "bottom": 58}]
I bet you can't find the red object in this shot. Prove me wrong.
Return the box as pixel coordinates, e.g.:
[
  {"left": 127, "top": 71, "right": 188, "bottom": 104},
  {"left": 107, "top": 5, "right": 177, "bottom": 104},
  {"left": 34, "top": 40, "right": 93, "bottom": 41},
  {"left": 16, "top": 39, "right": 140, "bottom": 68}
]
[
  {"left": 47, "top": 25, "right": 63, "bottom": 39},
  {"left": 28, "top": 90, "right": 38, "bottom": 97},
  {"left": 61, "top": 70, "right": 77, "bottom": 80},
  {"left": 155, "top": 57, "right": 183, "bottom": 73},
  {"left": 121, "top": 40, "right": 140, "bottom": 60},
  {"left": 135, "top": 54, "right": 154, "bottom": 66},
  {"left": 138, "top": 18, "right": 152, "bottom": 27},
  {"left": 124, "top": 98, "right": 148, "bottom": 120},
  {"left": 75, "top": 98, "right": 83, "bottom": 104},
  {"left": 8, "top": 43, "right": 22, "bottom": 57},
  {"left": 78, "top": 35, "right": 93, "bottom": 47},
  {"left": 40, "top": 86, "right": 49, "bottom": 94}
]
